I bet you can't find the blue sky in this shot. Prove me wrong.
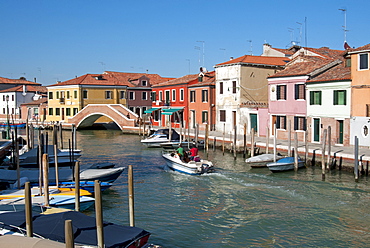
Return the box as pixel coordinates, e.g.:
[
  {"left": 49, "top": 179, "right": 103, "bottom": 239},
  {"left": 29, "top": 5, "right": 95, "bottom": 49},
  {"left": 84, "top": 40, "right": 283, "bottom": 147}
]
[{"left": 0, "top": 0, "right": 369, "bottom": 85}]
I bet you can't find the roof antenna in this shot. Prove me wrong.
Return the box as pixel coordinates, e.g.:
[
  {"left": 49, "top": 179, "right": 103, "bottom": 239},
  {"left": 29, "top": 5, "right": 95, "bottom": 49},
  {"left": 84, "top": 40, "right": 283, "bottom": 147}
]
[
  {"left": 338, "top": 8, "right": 348, "bottom": 44},
  {"left": 247, "top": 40, "right": 253, "bottom": 55}
]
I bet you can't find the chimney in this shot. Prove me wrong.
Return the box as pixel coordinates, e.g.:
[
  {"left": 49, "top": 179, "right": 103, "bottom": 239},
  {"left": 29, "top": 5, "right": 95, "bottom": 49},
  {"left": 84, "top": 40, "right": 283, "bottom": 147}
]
[{"left": 230, "top": 57, "right": 234, "bottom": 60}]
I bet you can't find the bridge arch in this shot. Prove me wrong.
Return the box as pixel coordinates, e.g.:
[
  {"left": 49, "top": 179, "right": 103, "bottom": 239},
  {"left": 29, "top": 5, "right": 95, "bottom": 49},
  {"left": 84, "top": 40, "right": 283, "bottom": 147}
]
[{"left": 67, "top": 104, "right": 138, "bottom": 131}]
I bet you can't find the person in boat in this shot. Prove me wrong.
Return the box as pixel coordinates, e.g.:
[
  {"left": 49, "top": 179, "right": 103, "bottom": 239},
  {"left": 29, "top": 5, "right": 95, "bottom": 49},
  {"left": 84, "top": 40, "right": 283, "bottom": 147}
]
[
  {"left": 176, "top": 144, "right": 184, "bottom": 161},
  {"left": 189, "top": 145, "right": 198, "bottom": 160}
]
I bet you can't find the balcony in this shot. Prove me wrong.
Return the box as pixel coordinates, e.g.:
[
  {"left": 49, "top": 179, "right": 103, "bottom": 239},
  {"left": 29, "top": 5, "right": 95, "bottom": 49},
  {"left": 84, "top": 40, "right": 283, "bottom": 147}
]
[{"left": 59, "top": 98, "right": 65, "bottom": 104}]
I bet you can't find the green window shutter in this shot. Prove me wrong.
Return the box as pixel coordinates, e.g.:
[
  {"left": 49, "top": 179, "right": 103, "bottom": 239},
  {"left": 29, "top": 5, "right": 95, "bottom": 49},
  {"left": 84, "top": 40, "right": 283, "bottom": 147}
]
[
  {"left": 334, "top": 90, "right": 338, "bottom": 105},
  {"left": 310, "top": 91, "right": 314, "bottom": 105}
]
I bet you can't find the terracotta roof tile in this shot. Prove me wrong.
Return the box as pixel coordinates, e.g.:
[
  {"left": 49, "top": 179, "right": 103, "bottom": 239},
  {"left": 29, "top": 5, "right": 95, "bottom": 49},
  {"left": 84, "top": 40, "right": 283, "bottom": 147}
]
[
  {"left": 153, "top": 74, "right": 199, "bottom": 87},
  {"left": 348, "top": 43, "right": 370, "bottom": 53},
  {"left": 308, "top": 59, "right": 351, "bottom": 83},
  {"left": 216, "top": 55, "right": 290, "bottom": 67},
  {"left": 48, "top": 72, "right": 173, "bottom": 87},
  {"left": 0, "top": 76, "right": 41, "bottom": 85},
  {"left": 0, "top": 85, "right": 47, "bottom": 93}
]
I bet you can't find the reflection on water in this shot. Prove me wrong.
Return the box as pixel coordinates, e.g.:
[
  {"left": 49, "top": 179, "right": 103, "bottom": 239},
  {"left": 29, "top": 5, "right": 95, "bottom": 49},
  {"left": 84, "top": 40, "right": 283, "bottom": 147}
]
[{"left": 75, "top": 130, "right": 370, "bottom": 247}]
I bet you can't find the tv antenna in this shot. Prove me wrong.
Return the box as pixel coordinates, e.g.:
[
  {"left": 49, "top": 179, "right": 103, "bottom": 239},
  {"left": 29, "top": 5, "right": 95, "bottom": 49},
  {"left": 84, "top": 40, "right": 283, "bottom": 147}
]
[
  {"left": 338, "top": 8, "right": 348, "bottom": 43},
  {"left": 247, "top": 40, "right": 253, "bottom": 55}
]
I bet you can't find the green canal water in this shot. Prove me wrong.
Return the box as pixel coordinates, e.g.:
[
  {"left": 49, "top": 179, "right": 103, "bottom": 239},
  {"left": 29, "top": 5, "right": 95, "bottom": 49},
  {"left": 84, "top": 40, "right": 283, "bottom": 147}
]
[{"left": 74, "top": 129, "right": 370, "bottom": 247}]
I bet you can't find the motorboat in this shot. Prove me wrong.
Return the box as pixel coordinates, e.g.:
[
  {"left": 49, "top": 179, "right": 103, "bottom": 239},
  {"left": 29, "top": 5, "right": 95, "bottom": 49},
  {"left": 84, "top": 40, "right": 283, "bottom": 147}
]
[
  {"left": 159, "top": 140, "right": 205, "bottom": 149},
  {"left": 162, "top": 150, "right": 214, "bottom": 175},
  {"left": 0, "top": 210, "right": 151, "bottom": 248},
  {"left": 55, "top": 181, "right": 112, "bottom": 193},
  {"left": 141, "top": 129, "right": 180, "bottom": 148},
  {"left": 0, "top": 167, "right": 125, "bottom": 184},
  {"left": 0, "top": 122, "right": 26, "bottom": 129},
  {"left": 247, "top": 153, "right": 284, "bottom": 168},
  {"left": 266, "top": 157, "right": 305, "bottom": 172}
]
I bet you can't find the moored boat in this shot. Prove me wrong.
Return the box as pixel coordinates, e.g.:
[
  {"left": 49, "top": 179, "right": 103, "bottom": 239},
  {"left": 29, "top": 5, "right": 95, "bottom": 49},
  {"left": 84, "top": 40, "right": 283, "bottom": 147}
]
[
  {"left": 267, "top": 157, "right": 305, "bottom": 172},
  {"left": 162, "top": 150, "right": 214, "bottom": 175},
  {"left": 0, "top": 210, "right": 151, "bottom": 248},
  {"left": 0, "top": 167, "right": 125, "bottom": 184},
  {"left": 141, "top": 129, "right": 180, "bottom": 148}
]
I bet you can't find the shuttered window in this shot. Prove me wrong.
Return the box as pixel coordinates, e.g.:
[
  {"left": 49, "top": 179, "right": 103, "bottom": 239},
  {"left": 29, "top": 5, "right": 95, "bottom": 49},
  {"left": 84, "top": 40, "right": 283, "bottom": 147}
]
[
  {"left": 294, "top": 116, "right": 306, "bottom": 131},
  {"left": 310, "top": 91, "right": 322, "bottom": 105},
  {"left": 220, "top": 110, "right": 226, "bottom": 122},
  {"left": 333, "top": 90, "right": 346, "bottom": 105},
  {"left": 277, "top": 85, "right": 287, "bottom": 100},
  {"left": 294, "top": 84, "right": 305, "bottom": 100}
]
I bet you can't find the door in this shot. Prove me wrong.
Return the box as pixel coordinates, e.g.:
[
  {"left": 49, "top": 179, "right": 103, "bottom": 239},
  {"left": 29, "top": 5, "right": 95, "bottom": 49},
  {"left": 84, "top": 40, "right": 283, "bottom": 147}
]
[
  {"left": 337, "top": 120, "right": 344, "bottom": 144},
  {"left": 313, "top": 118, "right": 320, "bottom": 142},
  {"left": 250, "top": 113, "right": 258, "bottom": 133}
]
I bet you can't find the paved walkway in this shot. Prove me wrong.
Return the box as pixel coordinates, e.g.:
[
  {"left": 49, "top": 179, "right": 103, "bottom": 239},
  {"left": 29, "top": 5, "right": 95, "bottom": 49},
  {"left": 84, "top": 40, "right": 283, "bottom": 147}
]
[{"left": 181, "top": 129, "right": 370, "bottom": 169}]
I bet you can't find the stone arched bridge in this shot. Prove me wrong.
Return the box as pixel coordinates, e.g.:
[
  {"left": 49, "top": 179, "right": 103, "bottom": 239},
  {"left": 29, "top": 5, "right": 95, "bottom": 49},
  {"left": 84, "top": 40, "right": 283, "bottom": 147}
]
[{"left": 67, "top": 104, "right": 138, "bottom": 130}]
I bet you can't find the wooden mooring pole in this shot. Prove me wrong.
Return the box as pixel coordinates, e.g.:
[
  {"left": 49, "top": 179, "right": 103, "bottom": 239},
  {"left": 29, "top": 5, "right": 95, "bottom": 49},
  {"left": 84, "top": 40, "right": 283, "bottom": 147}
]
[
  {"left": 326, "top": 126, "right": 331, "bottom": 170},
  {"left": 94, "top": 180, "right": 104, "bottom": 248},
  {"left": 266, "top": 126, "right": 270, "bottom": 154},
  {"left": 233, "top": 126, "right": 237, "bottom": 160},
  {"left": 75, "top": 161, "right": 80, "bottom": 212},
  {"left": 65, "top": 220, "right": 74, "bottom": 248},
  {"left": 25, "top": 182, "right": 33, "bottom": 237},
  {"left": 321, "top": 129, "right": 327, "bottom": 180},
  {"left": 251, "top": 128, "right": 255, "bottom": 157},
  {"left": 128, "top": 165, "right": 135, "bottom": 227},
  {"left": 354, "top": 136, "right": 359, "bottom": 182},
  {"left": 243, "top": 123, "right": 247, "bottom": 158},
  {"left": 42, "top": 154, "right": 49, "bottom": 207},
  {"left": 222, "top": 123, "right": 225, "bottom": 155},
  {"left": 294, "top": 132, "right": 298, "bottom": 171},
  {"left": 288, "top": 120, "right": 291, "bottom": 157}
]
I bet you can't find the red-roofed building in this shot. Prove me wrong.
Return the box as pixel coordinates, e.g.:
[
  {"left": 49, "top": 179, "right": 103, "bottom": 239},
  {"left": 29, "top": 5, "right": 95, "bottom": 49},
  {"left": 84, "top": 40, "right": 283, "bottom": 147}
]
[
  {"left": 268, "top": 46, "right": 351, "bottom": 145},
  {"left": 0, "top": 84, "right": 47, "bottom": 121},
  {"left": 347, "top": 43, "right": 370, "bottom": 146},
  {"left": 46, "top": 72, "right": 171, "bottom": 122},
  {"left": 149, "top": 73, "right": 201, "bottom": 129},
  {"left": 214, "top": 54, "right": 289, "bottom": 137}
]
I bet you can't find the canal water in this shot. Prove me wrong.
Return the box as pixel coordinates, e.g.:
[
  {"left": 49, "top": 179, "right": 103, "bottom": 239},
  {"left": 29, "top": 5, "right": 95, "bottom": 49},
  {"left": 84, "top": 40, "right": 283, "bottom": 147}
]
[{"left": 73, "top": 129, "right": 370, "bottom": 247}]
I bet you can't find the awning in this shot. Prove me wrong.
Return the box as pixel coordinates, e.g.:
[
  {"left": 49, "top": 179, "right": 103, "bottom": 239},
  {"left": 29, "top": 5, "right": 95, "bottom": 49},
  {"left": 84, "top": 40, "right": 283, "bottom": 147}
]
[
  {"left": 161, "top": 108, "right": 183, "bottom": 115},
  {"left": 144, "top": 107, "right": 161, "bottom": 114}
]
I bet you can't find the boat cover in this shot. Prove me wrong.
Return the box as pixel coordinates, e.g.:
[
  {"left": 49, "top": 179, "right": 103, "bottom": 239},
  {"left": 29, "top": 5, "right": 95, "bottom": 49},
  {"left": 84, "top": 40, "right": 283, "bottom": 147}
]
[
  {"left": 154, "top": 129, "right": 180, "bottom": 141},
  {"left": 0, "top": 210, "right": 150, "bottom": 248}
]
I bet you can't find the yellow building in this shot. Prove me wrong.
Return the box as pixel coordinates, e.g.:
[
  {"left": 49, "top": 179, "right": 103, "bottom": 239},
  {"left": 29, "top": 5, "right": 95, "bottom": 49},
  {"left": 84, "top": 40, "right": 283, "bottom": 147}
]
[{"left": 46, "top": 73, "right": 128, "bottom": 122}]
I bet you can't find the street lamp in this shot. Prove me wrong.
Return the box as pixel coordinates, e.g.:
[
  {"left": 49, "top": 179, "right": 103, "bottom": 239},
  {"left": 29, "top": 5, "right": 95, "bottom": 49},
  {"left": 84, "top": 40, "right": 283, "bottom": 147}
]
[{"left": 5, "top": 95, "right": 9, "bottom": 139}]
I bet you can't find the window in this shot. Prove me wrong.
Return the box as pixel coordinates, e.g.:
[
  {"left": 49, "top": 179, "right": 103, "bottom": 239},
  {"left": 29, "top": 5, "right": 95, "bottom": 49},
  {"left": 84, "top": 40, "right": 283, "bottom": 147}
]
[
  {"left": 220, "top": 110, "right": 226, "bottom": 122},
  {"left": 359, "top": 53, "right": 369, "bottom": 70},
  {"left": 346, "top": 58, "right": 351, "bottom": 67},
  {"left": 2, "top": 108, "right": 4, "bottom": 114},
  {"left": 120, "top": 91, "right": 125, "bottom": 99},
  {"left": 56, "top": 91, "right": 60, "bottom": 99},
  {"left": 83, "top": 90, "right": 88, "bottom": 99},
  {"left": 180, "top": 89, "right": 184, "bottom": 101},
  {"left": 294, "top": 116, "right": 306, "bottom": 131},
  {"left": 55, "top": 108, "right": 60, "bottom": 116},
  {"left": 49, "top": 108, "right": 53, "bottom": 115},
  {"left": 165, "top": 90, "right": 170, "bottom": 104},
  {"left": 48, "top": 92, "right": 53, "bottom": 99},
  {"left": 142, "top": 80, "right": 147, "bottom": 86},
  {"left": 142, "top": 92, "right": 147, "bottom": 100},
  {"left": 105, "top": 91, "right": 112, "bottom": 99},
  {"left": 172, "top": 89, "right": 176, "bottom": 101},
  {"left": 277, "top": 85, "right": 287, "bottom": 100},
  {"left": 190, "top": 91, "right": 196, "bottom": 102},
  {"left": 66, "top": 108, "right": 71, "bottom": 116},
  {"left": 66, "top": 91, "right": 70, "bottom": 99},
  {"left": 159, "top": 91, "right": 163, "bottom": 101},
  {"left": 333, "top": 90, "right": 346, "bottom": 105},
  {"left": 220, "top": 82, "right": 224, "bottom": 94},
  {"left": 202, "top": 111, "right": 208, "bottom": 123},
  {"left": 202, "top": 90, "right": 208, "bottom": 102},
  {"left": 310, "top": 91, "right": 322, "bottom": 105},
  {"left": 276, "top": 115, "right": 286, "bottom": 129},
  {"left": 74, "top": 90, "right": 78, "bottom": 99},
  {"left": 73, "top": 108, "right": 78, "bottom": 115},
  {"left": 129, "top": 92, "right": 135, "bottom": 100},
  {"left": 294, "top": 84, "right": 305, "bottom": 100},
  {"left": 232, "top": 81, "right": 237, "bottom": 94},
  {"left": 150, "top": 92, "right": 156, "bottom": 101}
]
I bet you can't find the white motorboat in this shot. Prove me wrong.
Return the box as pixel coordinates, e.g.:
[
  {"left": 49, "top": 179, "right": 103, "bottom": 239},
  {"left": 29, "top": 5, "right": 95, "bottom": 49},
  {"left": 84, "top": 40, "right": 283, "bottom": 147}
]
[
  {"left": 162, "top": 150, "right": 214, "bottom": 175},
  {"left": 267, "top": 157, "right": 305, "bottom": 172},
  {"left": 246, "top": 153, "right": 283, "bottom": 163},
  {"left": 141, "top": 129, "right": 180, "bottom": 148}
]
